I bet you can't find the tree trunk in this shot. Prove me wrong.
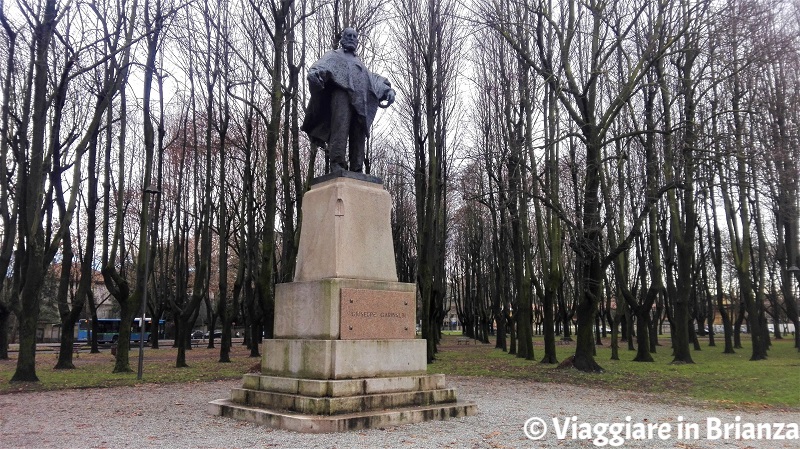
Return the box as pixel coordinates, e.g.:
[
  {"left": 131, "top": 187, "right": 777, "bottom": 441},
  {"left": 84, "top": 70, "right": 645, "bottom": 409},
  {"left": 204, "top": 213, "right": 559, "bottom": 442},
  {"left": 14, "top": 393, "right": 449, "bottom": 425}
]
[
  {"left": 11, "top": 0, "right": 59, "bottom": 382},
  {"left": 571, "top": 131, "right": 605, "bottom": 372},
  {"left": 0, "top": 9, "right": 18, "bottom": 362},
  {"left": 54, "top": 235, "right": 77, "bottom": 370}
]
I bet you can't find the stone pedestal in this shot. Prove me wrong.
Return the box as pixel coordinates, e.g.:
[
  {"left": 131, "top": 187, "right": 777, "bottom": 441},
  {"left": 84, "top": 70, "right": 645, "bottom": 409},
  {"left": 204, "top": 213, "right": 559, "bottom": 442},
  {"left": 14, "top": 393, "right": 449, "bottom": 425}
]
[{"left": 209, "top": 174, "right": 476, "bottom": 432}]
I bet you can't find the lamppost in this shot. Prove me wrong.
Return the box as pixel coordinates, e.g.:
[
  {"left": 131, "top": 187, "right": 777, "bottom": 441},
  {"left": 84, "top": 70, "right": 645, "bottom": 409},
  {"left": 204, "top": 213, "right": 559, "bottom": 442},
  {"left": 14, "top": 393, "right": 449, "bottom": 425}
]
[
  {"left": 790, "top": 265, "right": 800, "bottom": 299},
  {"left": 138, "top": 184, "right": 160, "bottom": 380},
  {"left": 789, "top": 265, "right": 800, "bottom": 344}
]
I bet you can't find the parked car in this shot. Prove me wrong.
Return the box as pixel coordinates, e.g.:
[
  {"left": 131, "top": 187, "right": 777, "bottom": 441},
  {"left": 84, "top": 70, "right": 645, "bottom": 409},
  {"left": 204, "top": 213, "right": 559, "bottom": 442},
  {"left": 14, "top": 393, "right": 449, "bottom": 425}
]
[
  {"left": 190, "top": 330, "right": 204, "bottom": 339},
  {"left": 204, "top": 330, "right": 223, "bottom": 339}
]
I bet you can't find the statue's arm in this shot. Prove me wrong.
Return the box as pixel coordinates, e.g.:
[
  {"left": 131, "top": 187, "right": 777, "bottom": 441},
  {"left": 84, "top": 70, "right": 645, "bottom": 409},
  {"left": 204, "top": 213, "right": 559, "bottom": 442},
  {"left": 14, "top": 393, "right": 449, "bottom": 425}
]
[
  {"left": 308, "top": 52, "right": 335, "bottom": 93},
  {"left": 372, "top": 74, "right": 395, "bottom": 108},
  {"left": 308, "top": 65, "right": 327, "bottom": 93}
]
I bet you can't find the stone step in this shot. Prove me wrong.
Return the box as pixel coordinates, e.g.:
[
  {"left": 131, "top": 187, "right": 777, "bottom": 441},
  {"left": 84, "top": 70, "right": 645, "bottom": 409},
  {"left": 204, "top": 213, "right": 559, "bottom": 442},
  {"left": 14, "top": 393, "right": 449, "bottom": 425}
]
[
  {"left": 242, "top": 373, "right": 446, "bottom": 397},
  {"left": 230, "top": 386, "right": 458, "bottom": 415},
  {"left": 208, "top": 398, "right": 477, "bottom": 433}
]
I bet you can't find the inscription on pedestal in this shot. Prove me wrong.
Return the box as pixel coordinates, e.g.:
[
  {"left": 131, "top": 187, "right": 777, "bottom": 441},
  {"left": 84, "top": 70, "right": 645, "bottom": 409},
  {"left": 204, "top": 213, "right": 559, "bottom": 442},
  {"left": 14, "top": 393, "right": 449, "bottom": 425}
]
[{"left": 340, "top": 288, "right": 415, "bottom": 339}]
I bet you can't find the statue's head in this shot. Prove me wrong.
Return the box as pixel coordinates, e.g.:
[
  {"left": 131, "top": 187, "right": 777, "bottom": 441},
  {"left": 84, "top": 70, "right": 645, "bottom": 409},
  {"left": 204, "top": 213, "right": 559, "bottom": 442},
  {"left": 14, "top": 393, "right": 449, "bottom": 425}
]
[{"left": 340, "top": 28, "right": 359, "bottom": 53}]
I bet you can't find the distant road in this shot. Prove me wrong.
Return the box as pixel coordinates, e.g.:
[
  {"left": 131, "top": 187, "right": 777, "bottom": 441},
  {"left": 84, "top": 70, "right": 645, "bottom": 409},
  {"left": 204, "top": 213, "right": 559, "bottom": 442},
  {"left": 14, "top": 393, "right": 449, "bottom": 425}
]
[{"left": 6, "top": 338, "right": 246, "bottom": 353}]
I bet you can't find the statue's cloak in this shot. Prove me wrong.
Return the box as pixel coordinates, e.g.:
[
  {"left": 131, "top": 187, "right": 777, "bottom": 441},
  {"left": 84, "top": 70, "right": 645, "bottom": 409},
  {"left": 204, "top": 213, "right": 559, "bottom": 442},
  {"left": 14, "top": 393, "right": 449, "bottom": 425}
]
[{"left": 301, "top": 49, "right": 392, "bottom": 147}]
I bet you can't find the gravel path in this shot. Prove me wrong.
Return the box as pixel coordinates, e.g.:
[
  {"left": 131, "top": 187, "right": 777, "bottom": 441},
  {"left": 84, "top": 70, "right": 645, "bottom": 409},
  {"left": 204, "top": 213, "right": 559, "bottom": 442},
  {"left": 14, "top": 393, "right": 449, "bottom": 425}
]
[{"left": 1, "top": 376, "right": 797, "bottom": 448}]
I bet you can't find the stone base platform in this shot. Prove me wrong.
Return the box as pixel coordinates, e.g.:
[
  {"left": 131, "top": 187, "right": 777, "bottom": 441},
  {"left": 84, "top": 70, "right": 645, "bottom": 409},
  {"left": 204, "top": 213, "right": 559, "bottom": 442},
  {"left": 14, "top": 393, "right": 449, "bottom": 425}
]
[
  {"left": 208, "top": 398, "right": 477, "bottom": 433},
  {"left": 208, "top": 373, "right": 477, "bottom": 433},
  {"left": 262, "top": 339, "right": 426, "bottom": 379}
]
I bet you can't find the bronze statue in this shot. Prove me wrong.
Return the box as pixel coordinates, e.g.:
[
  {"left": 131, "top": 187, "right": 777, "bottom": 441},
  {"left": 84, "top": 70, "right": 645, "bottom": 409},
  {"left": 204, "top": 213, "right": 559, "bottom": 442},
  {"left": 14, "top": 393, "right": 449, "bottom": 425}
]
[{"left": 301, "top": 28, "right": 396, "bottom": 173}]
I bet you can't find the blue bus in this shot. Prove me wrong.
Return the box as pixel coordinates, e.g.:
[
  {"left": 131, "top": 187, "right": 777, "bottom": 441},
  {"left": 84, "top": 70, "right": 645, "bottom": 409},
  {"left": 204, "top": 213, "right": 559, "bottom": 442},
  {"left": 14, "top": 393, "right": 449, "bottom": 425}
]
[{"left": 77, "top": 318, "right": 165, "bottom": 343}]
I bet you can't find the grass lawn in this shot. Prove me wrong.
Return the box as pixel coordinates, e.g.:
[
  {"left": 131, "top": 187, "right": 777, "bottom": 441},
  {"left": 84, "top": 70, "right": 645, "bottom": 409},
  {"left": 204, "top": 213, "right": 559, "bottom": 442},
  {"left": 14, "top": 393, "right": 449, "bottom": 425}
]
[
  {"left": 1, "top": 335, "right": 797, "bottom": 412},
  {"left": 429, "top": 333, "right": 800, "bottom": 410},
  {"left": 0, "top": 342, "right": 258, "bottom": 393}
]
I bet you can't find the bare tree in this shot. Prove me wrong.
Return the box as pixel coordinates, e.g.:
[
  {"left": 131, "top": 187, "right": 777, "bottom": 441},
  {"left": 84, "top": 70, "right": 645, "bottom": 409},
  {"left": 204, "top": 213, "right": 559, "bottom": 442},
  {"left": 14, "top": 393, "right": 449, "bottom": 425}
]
[
  {"left": 0, "top": 2, "right": 19, "bottom": 360},
  {"left": 391, "top": 0, "right": 462, "bottom": 363},
  {"left": 712, "top": 0, "right": 781, "bottom": 361},
  {"left": 482, "top": 0, "right": 684, "bottom": 371},
  {"left": 5, "top": 0, "right": 138, "bottom": 380}
]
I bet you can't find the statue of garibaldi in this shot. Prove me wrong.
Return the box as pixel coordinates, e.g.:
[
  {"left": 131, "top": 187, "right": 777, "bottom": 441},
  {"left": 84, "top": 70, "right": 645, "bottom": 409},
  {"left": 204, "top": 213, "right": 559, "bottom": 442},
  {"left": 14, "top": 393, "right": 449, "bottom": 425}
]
[{"left": 301, "top": 28, "right": 396, "bottom": 173}]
